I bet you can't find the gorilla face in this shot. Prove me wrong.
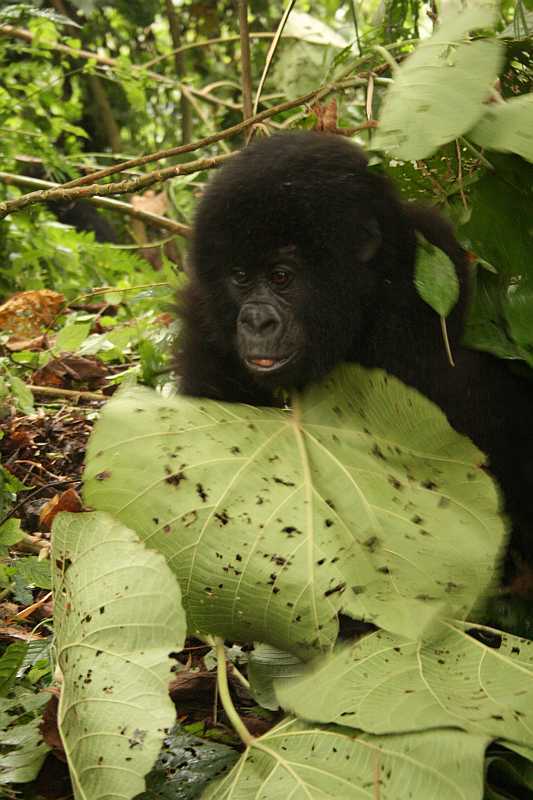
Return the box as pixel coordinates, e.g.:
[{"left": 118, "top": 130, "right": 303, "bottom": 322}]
[
  {"left": 231, "top": 246, "right": 308, "bottom": 386},
  {"left": 228, "top": 235, "right": 381, "bottom": 389}
]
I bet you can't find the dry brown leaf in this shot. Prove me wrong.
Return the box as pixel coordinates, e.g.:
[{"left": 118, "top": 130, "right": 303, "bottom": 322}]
[
  {"left": 0, "top": 290, "right": 64, "bottom": 336},
  {"left": 39, "top": 489, "right": 83, "bottom": 531},
  {"left": 39, "top": 693, "right": 65, "bottom": 758},
  {"left": 32, "top": 355, "right": 107, "bottom": 388},
  {"left": 312, "top": 99, "right": 338, "bottom": 132},
  {"left": 5, "top": 334, "right": 48, "bottom": 352}
]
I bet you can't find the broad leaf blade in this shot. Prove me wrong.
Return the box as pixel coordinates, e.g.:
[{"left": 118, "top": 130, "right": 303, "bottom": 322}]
[
  {"left": 52, "top": 512, "right": 186, "bottom": 800},
  {"left": 374, "top": 4, "right": 503, "bottom": 159},
  {"left": 84, "top": 366, "right": 505, "bottom": 652}
]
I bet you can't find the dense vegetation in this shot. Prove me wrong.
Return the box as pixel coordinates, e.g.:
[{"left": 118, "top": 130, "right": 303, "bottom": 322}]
[{"left": 0, "top": 1, "right": 532, "bottom": 798}]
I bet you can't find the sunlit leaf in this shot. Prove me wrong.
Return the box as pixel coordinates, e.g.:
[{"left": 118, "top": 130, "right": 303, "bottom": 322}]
[{"left": 374, "top": 4, "right": 503, "bottom": 159}]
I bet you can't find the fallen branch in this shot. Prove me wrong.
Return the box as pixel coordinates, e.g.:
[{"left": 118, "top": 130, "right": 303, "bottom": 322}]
[{"left": 27, "top": 385, "right": 106, "bottom": 402}]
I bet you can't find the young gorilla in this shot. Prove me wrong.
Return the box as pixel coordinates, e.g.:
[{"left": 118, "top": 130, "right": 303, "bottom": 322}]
[{"left": 177, "top": 131, "right": 533, "bottom": 573}]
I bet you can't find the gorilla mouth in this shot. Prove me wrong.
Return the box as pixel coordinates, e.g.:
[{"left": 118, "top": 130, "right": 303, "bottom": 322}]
[{"left": 246, "top": 354, "right": 295, "bottom": 373}]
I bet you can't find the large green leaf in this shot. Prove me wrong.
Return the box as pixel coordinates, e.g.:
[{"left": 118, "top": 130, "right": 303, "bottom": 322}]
[
  {"left": 374, "top": 4, "right": 503, "bottom": 159},
  {"left": 84, "top": 366, "right": 505, "bottom": 654},
  {"left": 276, "top": 621, "right": 533, "bottom": 749},
  {"left": 52, "top": 512, "right": 186, "bottom": 800},
  {"left": 203, "top": 718, "right": 488, "bottom": 799},
  {"left": 470, "top": 94, "right": 533, "bottom": 163}
]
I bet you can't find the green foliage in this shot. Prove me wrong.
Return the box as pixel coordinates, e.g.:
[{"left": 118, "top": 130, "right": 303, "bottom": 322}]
[
  {"left": 12, "top": 557, "right": 51, "bottom": 591},
  {"left": 0, "top": 643, "right": 27, "bottom": 697},
  {"left": 139, "top": 726, "right": 238, "bottom": 800},
  {"left": 0, "top": 215, "right": 158, "bottom": 296},
  {"left": 1, "top": 2, "right": 533, "bottom": 797},
  {"left": 0, "top": 719, "right": 49, "bottom": 784},
  {"left": 460, "top": 162, "right": 533, "bottom": 365},
  {"left": 0, "top": 4, "right": 76, "bottom": 27},
  {"left": 248, "top": 644, "right": 303, "bottom": 711},
  {"left": 276, "top": 621, "right": 533, "bottom": 745},
  {"left": 470, "top": 93, "right": 533, "bottom": 162},
  {"left": 0, "top": 690, "right": 50, "bottom": 784}
]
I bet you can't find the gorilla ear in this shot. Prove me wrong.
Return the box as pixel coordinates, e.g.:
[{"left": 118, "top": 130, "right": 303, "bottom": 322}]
[{"left": 358, "top": 218, "right": 381, "bottom": 262}]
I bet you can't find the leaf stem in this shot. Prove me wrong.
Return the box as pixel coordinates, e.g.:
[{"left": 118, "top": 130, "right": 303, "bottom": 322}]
[
  {"left": 440, "top": 316, "right": 455, "bottom": 367},
  {"left": 215, "top": 637, "right": 255, "bottom": 746}
]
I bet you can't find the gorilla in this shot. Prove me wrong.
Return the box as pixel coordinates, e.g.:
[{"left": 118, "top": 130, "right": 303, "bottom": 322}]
[{"left": 177, "top": 131, "right": 532, "bottom": 575}]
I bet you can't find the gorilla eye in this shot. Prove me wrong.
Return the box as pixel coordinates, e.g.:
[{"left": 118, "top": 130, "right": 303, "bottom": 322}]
[
  {"left": 270, "top": 268, "right": 292, "bottom": 287},
  {"left": 231, "top": 270, "right": 249, "bottom": 286}
]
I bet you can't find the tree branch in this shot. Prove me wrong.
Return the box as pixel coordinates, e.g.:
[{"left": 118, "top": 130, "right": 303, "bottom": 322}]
[
  {"left": 0, "top": 154, "right": 232, "bottom": 223},
  {"left": 61, "top": 79, "right": 346, "bottom": 190},
  {"left": 0, "top": 25, "right": 176, "bottom": 86},
  {"left": 0, "top": 171, "right": 191, "bottom": 236}
]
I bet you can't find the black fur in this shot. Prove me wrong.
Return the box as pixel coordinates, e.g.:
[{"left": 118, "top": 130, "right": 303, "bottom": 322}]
[{"left": 177, "top": 131, "right": 532, "bottom": 571}]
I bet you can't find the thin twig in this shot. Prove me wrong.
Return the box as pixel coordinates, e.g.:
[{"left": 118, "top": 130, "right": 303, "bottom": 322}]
[
  {"left": 348, "top": 0, "right": 363, "bottom": 54},
  {"left": 0, "top": 25, "right": 178, "bottom": 86},
  {"left": 144, "top": 32, "right": 277, "bottom": 68},
  {"left": 0, "top": 172, "right": 192, "bottom": 236},
  {"left": 253, "top": 0, "right": 296, "bottom": 116},
  {"left": 60, "top": 79, "right": 350, "bottom": 190},
  {"left": 238, "top": 1, "right": 253, "bottom": 126},
  {"left": 455, "top": 139, "right": 468, "bottom": 210}
]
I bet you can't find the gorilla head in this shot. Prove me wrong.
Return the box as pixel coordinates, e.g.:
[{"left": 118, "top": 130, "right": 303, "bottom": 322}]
[{"left": 183, "top": 132, "right": 427, "bottom": 396}]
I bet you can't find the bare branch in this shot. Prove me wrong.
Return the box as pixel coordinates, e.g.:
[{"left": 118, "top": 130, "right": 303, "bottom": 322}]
[
  {"left": 0, "top": 25, "right": 176, "bottom": 86},
  {"left": 61, "top": 80, "right": 345, "bottom": 190},
  {"left": 0, "top": 154, "right": 233, "bottom": 222},
  {"left": 253, "top": 0, "right": 296, "bottom": 116},
  {"left": 0, "top": 171, "right": 191, "bottom": 236},
  {"left": 144, "top": 32, "right": 276, "bottom": 68}
]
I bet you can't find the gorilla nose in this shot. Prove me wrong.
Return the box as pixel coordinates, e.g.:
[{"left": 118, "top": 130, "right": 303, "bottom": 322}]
[{"left": 239, "top": 303, "right": 281, "bottom": 336}]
